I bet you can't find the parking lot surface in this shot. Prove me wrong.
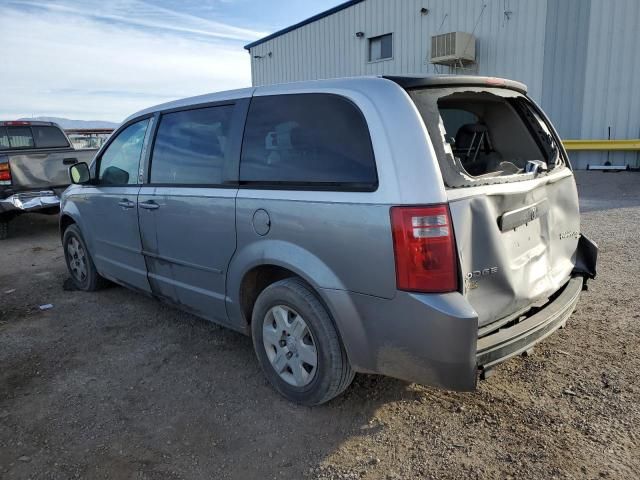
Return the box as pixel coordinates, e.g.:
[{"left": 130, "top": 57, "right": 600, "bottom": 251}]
[{"left": 1, "top": 171, "right": 638, "bottom": 479}]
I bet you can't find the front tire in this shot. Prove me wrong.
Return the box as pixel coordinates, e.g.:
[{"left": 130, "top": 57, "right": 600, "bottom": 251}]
[
  {"left": 251, "top": 278, "right": 355, "bottom": 406},
  {"left": 63, "top": 224, "right": 105, "bottom": 291}
]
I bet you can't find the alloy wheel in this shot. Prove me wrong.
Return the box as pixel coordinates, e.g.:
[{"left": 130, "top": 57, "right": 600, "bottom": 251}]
[
  {"left": 67, "top": 236, "right": 88, "bottom": 283},
  {"left": 262, "top": 305, "right": 318, "bottom": 387}
]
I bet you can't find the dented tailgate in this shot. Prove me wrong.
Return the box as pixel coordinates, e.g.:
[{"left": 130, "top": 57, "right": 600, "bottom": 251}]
[
  {"left": 7, "top": 149, "right": 97, "bottom": 190},
  {"left": 448, "top": 168, "right": 580, "bottom": 327}
]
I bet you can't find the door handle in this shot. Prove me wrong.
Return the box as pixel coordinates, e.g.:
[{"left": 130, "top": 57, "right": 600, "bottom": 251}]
[
  {"left": 63, "top": 157, "right": 78, "bottom": 165},
  {"left": 139, "top": 200, "right": 160, "bottom": 210},
  {"left": 117, "top": 199, "right": 135, "bottom": 209}
]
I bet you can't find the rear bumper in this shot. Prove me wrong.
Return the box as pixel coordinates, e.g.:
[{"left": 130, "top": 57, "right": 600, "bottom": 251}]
[
  {"left": 322, "top": 276, "right": 584, "bottom": 391},
  {"left": 0, "top": 190, "right": 60, "bottom": 214},
  {"left": 322, "top": 288, "right": 480, "bottom": 391},
  {"left": 476, "top": 276, "right": 583, "bottom": 371}
]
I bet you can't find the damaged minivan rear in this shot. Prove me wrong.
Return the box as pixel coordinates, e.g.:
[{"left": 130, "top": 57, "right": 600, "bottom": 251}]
[
  {"left": 61, "top": 75, "right": 597, "bottom": 405},
  {"left": 391, "top": 75, "right": 598, "bottom": 380}
]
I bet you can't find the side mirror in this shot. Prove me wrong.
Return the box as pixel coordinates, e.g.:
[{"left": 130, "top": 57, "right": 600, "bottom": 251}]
[{"left": 69, "top": 162, "right": 91, "bottom": 184}]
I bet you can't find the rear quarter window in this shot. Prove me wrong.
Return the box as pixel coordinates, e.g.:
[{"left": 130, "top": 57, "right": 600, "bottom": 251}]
[{"left": 240, "top": 93, "right": 377, "bottom": 190}]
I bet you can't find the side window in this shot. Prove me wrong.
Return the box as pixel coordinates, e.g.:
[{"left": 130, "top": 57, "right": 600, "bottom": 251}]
[
  {"left": 240, "top": 94, "right": 377, "bottom": 188},
  {"left": 98, "top": 118, "right": 150, "bottom": 185},
  {"left": 150, "top": 105, "right": 233, "bottom": 185},
  {"left": 6, "top": 127, "right": 35, "bottom": 149},
  {"left": 32, "top": 126, "right": 69, "bottom": 148}
]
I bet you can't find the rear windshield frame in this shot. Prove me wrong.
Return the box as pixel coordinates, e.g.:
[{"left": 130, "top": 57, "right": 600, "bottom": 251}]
[{"left": 406, "top": 86, "right": 567, "bottom": 188}]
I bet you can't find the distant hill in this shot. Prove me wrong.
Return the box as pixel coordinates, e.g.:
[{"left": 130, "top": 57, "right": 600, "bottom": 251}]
[{"left": 17, "top": 116, "right": 119, "bottom": 129}]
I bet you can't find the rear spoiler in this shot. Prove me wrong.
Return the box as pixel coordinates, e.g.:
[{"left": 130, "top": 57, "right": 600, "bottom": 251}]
[{"left": 384, "top": 75, "right": 528, "bottom": 95}]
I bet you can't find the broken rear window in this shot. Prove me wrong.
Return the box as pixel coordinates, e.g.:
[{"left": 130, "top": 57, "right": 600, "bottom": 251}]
[{"left": 408, "top": 87, "right": 563, "bottom": 187}]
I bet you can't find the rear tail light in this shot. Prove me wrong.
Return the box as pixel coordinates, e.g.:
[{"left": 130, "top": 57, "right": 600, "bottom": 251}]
[
  {"left": 390, "top": 204, "right": 458, "bottom": 293},
  {"left": 0, "top": 162, "right": 11, "bottom": 185}
]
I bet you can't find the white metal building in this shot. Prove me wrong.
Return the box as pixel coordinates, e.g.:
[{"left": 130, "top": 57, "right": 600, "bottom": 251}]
[{"left": 245, "top": 0, "right": 640, "bottom": 169}]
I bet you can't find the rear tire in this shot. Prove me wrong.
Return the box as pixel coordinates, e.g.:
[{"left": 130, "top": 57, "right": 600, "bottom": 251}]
[
  {"left": 62, "top": 224, "right": 106, "bottom": 291},
  {"left": 251, "top": 278, "right": 355, "bottom": 406},
  {"left": 0, "top": 220, "right": 8, "bottom": 240}
]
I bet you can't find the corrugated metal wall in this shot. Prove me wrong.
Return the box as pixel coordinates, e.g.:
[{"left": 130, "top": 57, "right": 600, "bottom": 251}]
[
  {"left": 250, "top": 0, "right": 548, "bottom": 99},
  {"left": 248, "top": 0, "right": 640, "bottom": 169},
  {"left": 541, "top": 0, "right": 590, "bottom": 139},
  {"left": 573, "top": 0, "right": 640, "bottom": 169}
]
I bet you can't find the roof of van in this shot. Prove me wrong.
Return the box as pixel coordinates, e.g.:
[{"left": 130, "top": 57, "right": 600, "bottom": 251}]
[
  {"left": 122, "top": 75, "right": 527, "bottom": 124},
  {"left": 123, "top": 87, "right": 255, "bottom": 124}
]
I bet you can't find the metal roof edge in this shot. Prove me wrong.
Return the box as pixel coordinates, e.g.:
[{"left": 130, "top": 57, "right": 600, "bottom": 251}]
[{"left": 244, "top": 0, "right": 366, "bottom": 50}]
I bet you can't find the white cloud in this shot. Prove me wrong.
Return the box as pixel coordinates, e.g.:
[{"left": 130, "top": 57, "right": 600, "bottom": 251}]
[
  {"left": 0, "top": 3, "right": 254, "bottom": 122},
  {"left": 11, "top": 0, "right": 268, "bottom": 41}
]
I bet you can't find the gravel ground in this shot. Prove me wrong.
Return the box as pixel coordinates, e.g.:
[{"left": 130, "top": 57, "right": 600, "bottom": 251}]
[{"left": 0, "top": 171, "right": 638, "bottom": 480}]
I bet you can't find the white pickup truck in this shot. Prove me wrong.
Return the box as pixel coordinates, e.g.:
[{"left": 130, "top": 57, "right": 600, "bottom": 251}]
[{"left": 0, "top": 121, "right": 99, "bottom": 239}]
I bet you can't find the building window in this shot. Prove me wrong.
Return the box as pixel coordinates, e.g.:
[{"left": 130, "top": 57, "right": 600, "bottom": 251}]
[{"left": 369, "top": 33, "right": 392, "bottom": 62}]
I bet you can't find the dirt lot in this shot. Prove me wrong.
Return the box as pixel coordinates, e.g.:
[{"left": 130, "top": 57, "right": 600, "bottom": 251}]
[{"left": 1, "top": 171, "right": 638, "bottom": 480}]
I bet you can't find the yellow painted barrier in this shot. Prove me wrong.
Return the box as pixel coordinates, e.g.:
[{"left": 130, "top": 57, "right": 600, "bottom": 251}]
[{"left": 563, "top": 139, "right": 640, "bottom": 151}]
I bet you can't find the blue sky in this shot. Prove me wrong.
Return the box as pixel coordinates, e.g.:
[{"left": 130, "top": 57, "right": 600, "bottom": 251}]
[{"left": 0, "top": 0, "right": 344, "bottom": 122}]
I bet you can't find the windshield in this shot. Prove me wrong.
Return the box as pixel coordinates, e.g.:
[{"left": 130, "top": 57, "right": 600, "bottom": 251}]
[{"left": 408, "top": 87, "right": 564, "bottom": 187}]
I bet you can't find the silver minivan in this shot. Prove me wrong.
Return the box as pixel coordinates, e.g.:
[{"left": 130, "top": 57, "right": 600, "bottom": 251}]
[{"left": 61, "top": 76, "right": 597, "bottom": 405}]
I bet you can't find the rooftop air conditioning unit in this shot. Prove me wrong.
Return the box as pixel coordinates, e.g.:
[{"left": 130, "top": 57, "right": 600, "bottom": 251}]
[{"left": 430, "top": 32, "right": 476, "bottom": 65}]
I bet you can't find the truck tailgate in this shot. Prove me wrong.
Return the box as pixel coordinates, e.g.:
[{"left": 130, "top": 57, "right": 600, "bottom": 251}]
[{"left": 7, "top": 149, "right": 96, "bottom": 189}]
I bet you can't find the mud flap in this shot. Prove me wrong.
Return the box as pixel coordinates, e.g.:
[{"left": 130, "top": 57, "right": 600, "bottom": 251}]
[{"left": 572, "top": 234, "right": 598, "bottom": 284}]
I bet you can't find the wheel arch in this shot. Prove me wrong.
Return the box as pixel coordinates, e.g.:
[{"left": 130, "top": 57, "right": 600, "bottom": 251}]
[
  {"left": 59, "top": 200, "right": 90, "bottom": 248},
  {"left": 226, "top": 240, "right": 348, "bottom": 332},
  {"left": 59, "top": 213, "right": 76, "bottom": 240},
  {"left": 238, "top": 264, "right": 297, "bottom": 329}
]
